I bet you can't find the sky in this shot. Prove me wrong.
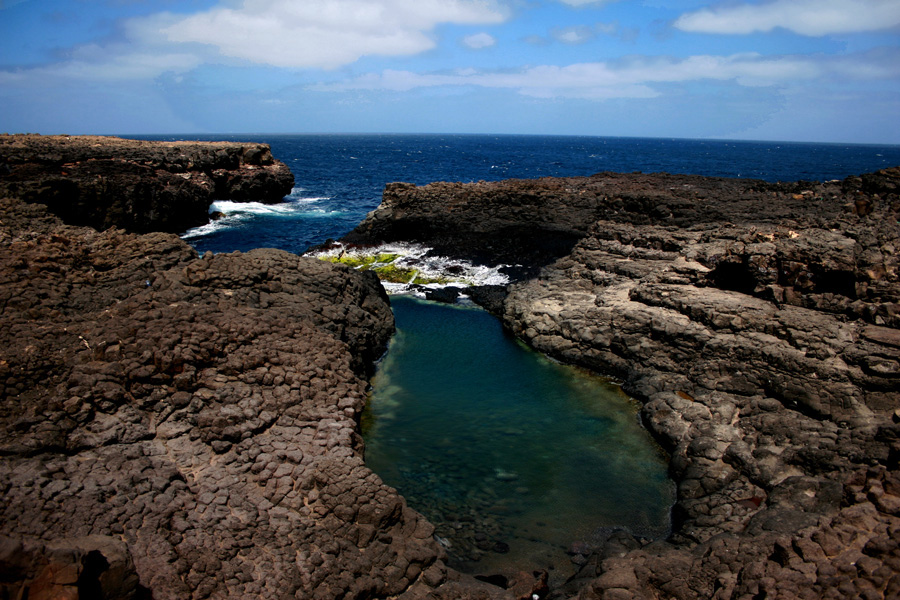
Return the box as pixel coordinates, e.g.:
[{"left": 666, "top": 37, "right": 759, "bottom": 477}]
[{"left": 0, "top": 0, "right": 898, "bottom": 143}]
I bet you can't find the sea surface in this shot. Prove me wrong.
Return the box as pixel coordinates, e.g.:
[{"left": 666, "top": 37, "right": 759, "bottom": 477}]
[
  {"left": 137, "top": 133, "right": 900, "bottom": 575},
  {"left": 135, "top": 133, "right": 900, "bottom": 257}
]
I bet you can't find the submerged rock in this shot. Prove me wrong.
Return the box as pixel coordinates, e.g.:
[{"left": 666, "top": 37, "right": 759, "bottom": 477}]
[{"left": 348, "top": 167, "right": 900, "bottom": 598}]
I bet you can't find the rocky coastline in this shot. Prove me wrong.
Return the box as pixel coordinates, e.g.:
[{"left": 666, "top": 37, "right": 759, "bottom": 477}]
[
  {"left": 0, "top": 136, "right": 507, "bottom": 600},
  {"left": 0, "top": 134, "right": 295, "bottom": 234},
  {"left": 2, "top": 133, "right": 898, "bottom": 599},
  {"left": 346, "top": 169, "right": 900, "bottom": 598}
]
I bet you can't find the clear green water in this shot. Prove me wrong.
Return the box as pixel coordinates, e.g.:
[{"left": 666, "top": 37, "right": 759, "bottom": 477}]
[{"left": 362, "top": 296, "right": 674, "bottom": 577}]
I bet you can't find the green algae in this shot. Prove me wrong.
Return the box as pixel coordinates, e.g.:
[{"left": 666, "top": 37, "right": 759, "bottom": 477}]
[{"left": 319, "top": 252, "right": 452, "bottom": 285}]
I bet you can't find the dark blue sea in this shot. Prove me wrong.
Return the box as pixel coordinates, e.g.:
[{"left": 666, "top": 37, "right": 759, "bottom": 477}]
[
  {"left": 135, "top": 133, "right": 898, "bottom": 576},
  {"left": 132, "top": 134, "right": 900, "bottom": 256}
]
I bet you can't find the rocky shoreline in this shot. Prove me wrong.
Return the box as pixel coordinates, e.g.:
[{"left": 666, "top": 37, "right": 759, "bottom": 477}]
[
  {"left": 0, "top": 134, "right": 294, "bottom": 234},
  {"left": 2, "top": 134, "right": 898, "bottom": 599},
  {"left": 346, "top": 169, "right": 900, "bottom": 598},
  {"left": 0, "top": 137, "right": 508, "bottom": 600}
]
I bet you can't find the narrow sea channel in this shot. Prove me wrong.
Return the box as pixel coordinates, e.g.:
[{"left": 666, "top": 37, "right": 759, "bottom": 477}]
[{"left": 362, "top": 295, "right": 675, "bottom": 578}]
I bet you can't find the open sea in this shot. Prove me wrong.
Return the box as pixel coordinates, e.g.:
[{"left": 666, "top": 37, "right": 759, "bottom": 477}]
[
  {"left": 134, "top": 133, "right": 900, "bottom": 257},
  {"left": 137, "top": 133, "right": 900, "bottom": 577}
]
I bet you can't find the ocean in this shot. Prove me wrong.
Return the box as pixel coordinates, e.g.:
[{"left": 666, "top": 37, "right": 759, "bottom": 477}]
[
  {"left": 137, "top": 133, "right": 899, "bottom": 576},
  {"left": 132, "top": 133, "right": 900, "bottom": 257}
]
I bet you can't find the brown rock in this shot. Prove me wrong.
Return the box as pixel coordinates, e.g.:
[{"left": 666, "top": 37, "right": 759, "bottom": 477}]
[
  {"left": 0, "top": 134, "right": 294, "bottom": 233},
  {"left": 347, "top": 167, "right": 900, "bottom": 598},
  {"left": 0, "top": 194, "right": 478, "bottom": 598}
]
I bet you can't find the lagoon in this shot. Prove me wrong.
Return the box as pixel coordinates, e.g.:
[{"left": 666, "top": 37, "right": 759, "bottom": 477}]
[{"left": 362, "top": 295, "right": 675, "bottom": 577}]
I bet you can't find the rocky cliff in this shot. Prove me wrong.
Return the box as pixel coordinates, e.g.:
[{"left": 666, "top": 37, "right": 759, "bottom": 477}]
[
  {"left": 347, "top": 169, "right": 900, "bottom": 599},
  {"left": 0, "top": 138, "right": 510, "bottom": 600},
  {"left": 0, "top": 134, "right": 295, "bottom": 233}
]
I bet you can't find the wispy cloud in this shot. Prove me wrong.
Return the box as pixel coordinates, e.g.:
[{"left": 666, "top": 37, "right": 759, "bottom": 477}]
[
  {"left": 155, "top": 0, "right": 508, "bottom": 69},
  {"left": 557, "top": 0, "right": 618, "bottom": 7},
  {"left": 530, "top": 21, "right": 636, "bottom": 46},
  {"left": 462, "top": 32, "right": 497, "bottom": 49},
  {"left": 675, "top": 0, "right": 900, "bottom": 36},
  {"left": 551, "top": 25, "right": 596, "bottom": 44},
  {"left": 0, "top": 45, "right": 201, "bottom": 85},
  {"left": 310, "top": 50, "right": 900, "bottom": 99},
  {"left": 1, "top": 0, "right": 509, "bottom": 86}
]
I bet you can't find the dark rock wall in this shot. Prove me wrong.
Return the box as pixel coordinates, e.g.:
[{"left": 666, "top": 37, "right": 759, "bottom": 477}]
[
  {"left": 0, "top": 135, "right": 295, "bottom": 233},
  {"left": 347, "top": 168, "right": 900, "bottom": 599},
  {"left": 0, "top": 197, "right": 457, "bottom": 599}
]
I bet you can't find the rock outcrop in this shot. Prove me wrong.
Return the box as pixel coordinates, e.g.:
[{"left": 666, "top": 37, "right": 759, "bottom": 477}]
[
  {"left": 347, "top": 169, "right": 900, "bottom": 598},
  {"left": 0, "top": 134, "right": 295, "bottom": 233},
  {"left": 0, "top": 196, "right": 456, "bottom": 599},
  {"left": 0, "top": 137, "right": 516, "bottom": 599}
]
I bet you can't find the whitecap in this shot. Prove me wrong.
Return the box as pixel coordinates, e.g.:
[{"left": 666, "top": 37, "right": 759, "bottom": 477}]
[
  {"left": 210, "top": 200, "right": 301, "bottom": 216},
  {"left": 181, "top": 194, "right": 335, "bottom": 239},
  {"left": 181, "top": 218, "right": 241, "bottom": 239},
  {"left": 290, "top": 196, "right": 330, "bottom": 204}
]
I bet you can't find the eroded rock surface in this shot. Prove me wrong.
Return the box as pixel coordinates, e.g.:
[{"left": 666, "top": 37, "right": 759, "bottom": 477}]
[
  {"left": 348, "top": 169, "right": 900, "bottom": 598},
  {"left": 0, "top": 197, "right": 478, "bottom": 599},
  {"left": 0, "top": 134, "right": 295, "bottom": 233}
]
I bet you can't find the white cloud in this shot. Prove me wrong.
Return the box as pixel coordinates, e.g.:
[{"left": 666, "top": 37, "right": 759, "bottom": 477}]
[
  {"left": 0, "top": 0, "right": 507, "bottom": 89},
  {"left": 675, "top": 0, "right": 900, "bottom": 36},
  {"left": 462, "top": 32, "right": 497, "bottom": 49},
  {"left": 310, "top": 50, "right": 900, "bottom": 99},
  {"left": 552, "top": 26, "right": 595, "bottom": 44},
  {"left": 0, "top": 46, "right": 201, "bottom": 86},
  {"left": 157, "top": 0, "right": 508, "bottom": 69}
]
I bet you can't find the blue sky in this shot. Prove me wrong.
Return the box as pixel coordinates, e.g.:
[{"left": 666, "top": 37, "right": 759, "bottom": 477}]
[{"left": 1, "top": 0, "right": 898, "bottom": 143}]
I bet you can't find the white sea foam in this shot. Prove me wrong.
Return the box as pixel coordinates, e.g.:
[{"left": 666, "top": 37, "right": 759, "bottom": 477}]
[
  {"left": 307, "top": 241, "right": 511, "bottom": 296},
  {"left": 180, "top": 194, "right": 334, "bottom": 239},
  {"left": 211, "top": 200, "right": 303, "bottom": 215},
  {"left": 181, "top": 219, "right": 236, "bottom": 239}
]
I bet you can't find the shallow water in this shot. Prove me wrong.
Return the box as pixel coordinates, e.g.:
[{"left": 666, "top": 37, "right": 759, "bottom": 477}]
[{"left": 362, "top": 296, "right": 675, "bottom": 577}]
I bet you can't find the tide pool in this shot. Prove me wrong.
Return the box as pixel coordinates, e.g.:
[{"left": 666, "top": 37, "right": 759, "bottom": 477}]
[{"left": 362, "top": 295, "right": 675, "bottom": 577}]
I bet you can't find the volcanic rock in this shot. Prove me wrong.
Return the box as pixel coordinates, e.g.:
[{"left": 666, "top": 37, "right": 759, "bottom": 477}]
[
  {"left": 0, "top": 137, "right": 507, "bottom": 599},
  {"left": 346, "top": 168, "right": 900, "bottom": 598},
  {"left": 0, "top": 134, "right": 294, "bottom": 233}
]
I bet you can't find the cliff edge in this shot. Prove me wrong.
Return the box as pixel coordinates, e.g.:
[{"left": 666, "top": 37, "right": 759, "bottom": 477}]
[{"left": 0, "top": 134, "right": 295, "bottom": 233}]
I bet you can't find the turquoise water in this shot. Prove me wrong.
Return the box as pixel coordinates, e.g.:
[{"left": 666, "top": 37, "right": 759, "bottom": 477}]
[{"left": 362, "top": 296, "right": 675, "bottom": 576}]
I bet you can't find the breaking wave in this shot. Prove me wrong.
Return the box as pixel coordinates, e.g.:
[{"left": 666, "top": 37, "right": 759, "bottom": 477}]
[{"left": 180, "top": 189, "right": 335, "bottom": 240}]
